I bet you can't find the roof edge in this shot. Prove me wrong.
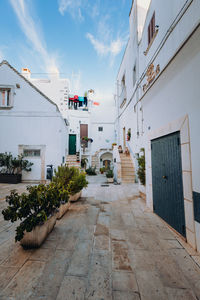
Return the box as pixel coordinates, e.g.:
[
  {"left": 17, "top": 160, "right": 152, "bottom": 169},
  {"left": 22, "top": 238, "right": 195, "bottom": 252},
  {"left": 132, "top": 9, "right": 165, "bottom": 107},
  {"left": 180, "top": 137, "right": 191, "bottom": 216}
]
[{"left": 0, "top": 60, "right": 59, "bottom": 110}]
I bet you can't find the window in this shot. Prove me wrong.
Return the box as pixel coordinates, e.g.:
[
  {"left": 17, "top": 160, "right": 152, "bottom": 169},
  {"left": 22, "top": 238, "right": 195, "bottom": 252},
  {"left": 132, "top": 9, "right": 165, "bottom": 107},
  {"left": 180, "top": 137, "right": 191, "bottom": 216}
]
[
  {"left": 23, "top": 149, "right": 41, "bottom": 157},
  {"left": 0, "top": 88, "right": 11, "bottom": 107},
  {"left": 98, "top": 127, "right": 103, "bottom": 132},
  {"left": 148, "top": 12, "right": 155, "bottom": 45},
  {"left": 133, "top": 64, "right": 136, "bottom": 87}
]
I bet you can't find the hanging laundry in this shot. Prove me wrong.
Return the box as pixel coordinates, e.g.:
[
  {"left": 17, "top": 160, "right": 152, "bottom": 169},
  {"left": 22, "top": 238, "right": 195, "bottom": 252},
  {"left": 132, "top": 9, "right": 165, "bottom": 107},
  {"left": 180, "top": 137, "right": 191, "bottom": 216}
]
[
  {"left": 68, "top": 95, "right": 74, "bottom": 107},
  {"left": 79, "top": 96, "right": 84, "bottom": 107},
  {"left": 84, "top": 97, "right": 88, "bottom": 106},
  {"left": 73, "top": 95, "right": 79, "bottom": 110}
]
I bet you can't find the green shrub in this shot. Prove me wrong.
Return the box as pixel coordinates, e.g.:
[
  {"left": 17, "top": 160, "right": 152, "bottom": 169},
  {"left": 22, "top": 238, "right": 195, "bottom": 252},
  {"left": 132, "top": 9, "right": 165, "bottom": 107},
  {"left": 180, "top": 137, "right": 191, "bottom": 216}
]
[
  {"left": 0, "top": 152, "right": 33, "bottom": 174},
  {"left": 68, "top": 173, "right": 88, "bottom": 195},
  {"left": 86, "top": 166, "right": 97, "bottom": 176},
  {"left": 106, "top": 169, "right": 113, "bottom": 178},
  {"left": 2, "top": 165, "right": 88, "bottom": 242},
  {"left": 52, "top": 165, "right": 79, "bottom": 187},
  {"left": 53, "top": 165, "right": 88, "bottom": 195},
  {"left": 100, "top": 167, "right": 106, "bottom": 173},
  {"left": 137, "top": 148, "right": 146, "bottom": 185},
  {"left": 2, "top": 183, "right": 69, "bottom": 242}
]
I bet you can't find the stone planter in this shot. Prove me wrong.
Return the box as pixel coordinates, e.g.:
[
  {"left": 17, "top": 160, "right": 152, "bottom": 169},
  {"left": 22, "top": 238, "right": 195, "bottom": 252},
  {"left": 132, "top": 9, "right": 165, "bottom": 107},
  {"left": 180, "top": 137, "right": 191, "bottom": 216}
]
[
  {"left": 0, "top": 174, "right": 22, "bottom": 184},
  {"left": 20, "top": 213, "right": 57, "bottom": 248},
  {"left": 69, "top": 191, "right": 82, "bottom": 202},
  {"left": 107, "top": 178, "right": 114, "bottom": 183},
  {"left": 57, "top": 202, "right": 71, "bottom": 220}
]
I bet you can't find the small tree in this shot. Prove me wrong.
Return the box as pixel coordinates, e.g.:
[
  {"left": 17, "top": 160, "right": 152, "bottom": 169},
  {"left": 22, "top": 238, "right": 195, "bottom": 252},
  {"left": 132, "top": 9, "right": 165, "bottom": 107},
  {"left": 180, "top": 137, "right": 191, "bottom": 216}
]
[{"left": 137, "top": 148, "right": 146, "bottom": 185}]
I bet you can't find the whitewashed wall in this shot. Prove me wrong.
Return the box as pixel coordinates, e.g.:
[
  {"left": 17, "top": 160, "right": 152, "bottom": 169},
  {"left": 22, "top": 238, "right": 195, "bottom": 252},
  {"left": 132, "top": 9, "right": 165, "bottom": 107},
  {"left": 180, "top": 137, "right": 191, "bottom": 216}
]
[{"left": 0, "top": 63, "right": 68, "bottom": 181}]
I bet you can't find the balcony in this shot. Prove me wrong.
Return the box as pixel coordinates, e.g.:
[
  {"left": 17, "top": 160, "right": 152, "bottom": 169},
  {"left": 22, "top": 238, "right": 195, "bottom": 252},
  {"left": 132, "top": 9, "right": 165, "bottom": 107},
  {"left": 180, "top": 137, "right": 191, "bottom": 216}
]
[{"left": 119, "top": 86, "right": 127, "bottom": 108}]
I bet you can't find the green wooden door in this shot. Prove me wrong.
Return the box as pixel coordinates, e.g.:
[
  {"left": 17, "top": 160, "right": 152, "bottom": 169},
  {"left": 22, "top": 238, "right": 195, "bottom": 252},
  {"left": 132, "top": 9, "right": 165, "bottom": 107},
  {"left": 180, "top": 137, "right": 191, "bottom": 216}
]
[
  {"left": 69, "top": 135, "right": 76, "bottom": 155},
  {"left": 151, "top": 132, "right": 186, "bottom": 237}
]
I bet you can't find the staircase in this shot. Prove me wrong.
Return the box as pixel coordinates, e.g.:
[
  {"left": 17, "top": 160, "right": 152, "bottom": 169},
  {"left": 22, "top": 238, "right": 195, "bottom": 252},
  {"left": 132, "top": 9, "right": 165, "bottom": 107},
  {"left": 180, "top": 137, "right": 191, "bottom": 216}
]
[
  {"left": 91, "top": 151, "right": 100, "bottom": 171},
  {"left": 120, "top": 154, "right": 135, "bottom": 183},
  {"left": 66, "top": 155, "right": 80, "bottom": 168}
]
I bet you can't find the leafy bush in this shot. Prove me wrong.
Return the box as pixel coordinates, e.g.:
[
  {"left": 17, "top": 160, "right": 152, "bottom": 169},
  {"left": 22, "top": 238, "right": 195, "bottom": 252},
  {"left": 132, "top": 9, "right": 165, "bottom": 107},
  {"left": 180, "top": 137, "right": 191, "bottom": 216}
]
[
  {"left": 106, "top": 169, "right": 113, "bottom": 178},
  {"left": 2, "top": 165, "right": 88, "bottom": 242},
  {"left": 0, "top": 152, "right": 33, "bottom": 174},
  {"left": 86, "top": 166, "right": 97, "bottom": 176},
  {"left": 68, "top": 173, "right": 88, "bottom": 195},
  {"left": 2, "top": 183, "right": 69, "bottom": 241},
  {"left": 137, "top": 148, "right": 146, "bottom": 185},
  {"left": 100, "top": 167, "right": 106, "bottom": 173},
  {"left": 53, "top": 165, "right": 88, "bottom": 195},
  {"left": 52, "top": 165, "right": 79, "bottom": 187}
]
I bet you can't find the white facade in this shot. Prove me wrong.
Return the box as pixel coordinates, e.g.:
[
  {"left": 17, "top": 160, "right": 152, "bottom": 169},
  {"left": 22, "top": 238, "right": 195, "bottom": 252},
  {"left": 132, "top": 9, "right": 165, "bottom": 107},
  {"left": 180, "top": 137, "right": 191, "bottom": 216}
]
[
  {"left": 66, "top": 102, "right": 116, "bottom": 167},
  {"left": 21, "top": 68, "right": 70, "bottom": 118},
  {"left": 0, "top": 61, "right": 68, "bottom": 182},
  {"left": 116, "top": 0, "right": 200, "bottom": 251}
]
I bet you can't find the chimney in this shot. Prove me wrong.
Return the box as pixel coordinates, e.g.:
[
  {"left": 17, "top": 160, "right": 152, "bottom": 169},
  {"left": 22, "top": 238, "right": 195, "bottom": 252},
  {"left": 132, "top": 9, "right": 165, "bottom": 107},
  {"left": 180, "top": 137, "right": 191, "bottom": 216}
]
[{"left": 21, "top": 68, "right": 31, "bottom": 80}]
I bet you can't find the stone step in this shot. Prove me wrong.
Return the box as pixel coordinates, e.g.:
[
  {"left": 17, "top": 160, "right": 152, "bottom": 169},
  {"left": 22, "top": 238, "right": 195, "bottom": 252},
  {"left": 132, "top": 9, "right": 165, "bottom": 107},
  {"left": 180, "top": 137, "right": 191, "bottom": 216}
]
[
  {"left": 121, "top": 169, "right": 135, "bottom": 173},
  {"left": 122, "top": 173, "right": 135, "bottom": 177}
]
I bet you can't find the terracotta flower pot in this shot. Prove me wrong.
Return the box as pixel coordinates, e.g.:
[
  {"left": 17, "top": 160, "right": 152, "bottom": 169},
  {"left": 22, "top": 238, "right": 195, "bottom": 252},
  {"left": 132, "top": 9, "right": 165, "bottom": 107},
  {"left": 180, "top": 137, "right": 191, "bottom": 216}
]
[
  {"left": 107, "top": 178, "right": 114, "bottom": 183},
  {"left": 57, "top": 202, "right": 71, "bottom": 220},
  {"left": 20, "top": 213, "right": 57, "bottom": 248},
  {"left": 69, "top": 191, "right": 82, "bottom": 202}
]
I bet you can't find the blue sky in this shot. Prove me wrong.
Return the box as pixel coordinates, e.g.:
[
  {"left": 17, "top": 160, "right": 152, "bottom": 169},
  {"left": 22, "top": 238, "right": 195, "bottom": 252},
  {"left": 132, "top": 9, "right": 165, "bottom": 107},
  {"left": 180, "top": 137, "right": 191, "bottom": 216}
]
[{"left": 0, "top": 0, "right": 131, "bottom": 103}]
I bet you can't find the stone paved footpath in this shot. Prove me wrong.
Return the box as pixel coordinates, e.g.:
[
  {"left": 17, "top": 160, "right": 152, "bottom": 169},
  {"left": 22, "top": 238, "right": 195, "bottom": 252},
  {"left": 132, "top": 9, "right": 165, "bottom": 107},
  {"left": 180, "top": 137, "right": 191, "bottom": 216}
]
[{"left": 0, "top": 176, "right": 200, "bottom": 300}]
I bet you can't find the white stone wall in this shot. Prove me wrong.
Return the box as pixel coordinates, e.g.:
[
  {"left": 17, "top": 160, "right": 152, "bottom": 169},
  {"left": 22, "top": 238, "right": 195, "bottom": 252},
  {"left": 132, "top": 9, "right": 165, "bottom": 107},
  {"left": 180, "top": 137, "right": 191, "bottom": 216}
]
[
  {"left": 25, "top": 72, "right": 70, "bottom": 118},
  {"left": 116, "top": 0, "right": 200, "bottom": 251},
  {"left": 0, "top": 62, "right": 68, "bottom": 181}
]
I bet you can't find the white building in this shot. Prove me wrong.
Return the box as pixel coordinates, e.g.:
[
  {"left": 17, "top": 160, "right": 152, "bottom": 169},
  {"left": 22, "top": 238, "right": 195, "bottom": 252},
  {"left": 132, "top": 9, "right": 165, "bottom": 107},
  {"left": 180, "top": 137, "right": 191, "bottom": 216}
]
[
  {"left": 22, "top": 68, "right": 116, "bottom": 169},
  {"left": 21, "top": 68, "right": 70, "bottom": 119},
  {"left": 116, "top": 0, "right": 200, "bottom": 252},
  {"left": 0, "top": 61, "right": 68, "bottom": 182},
  {"left": 66, "top": 96, "right": 116, "bottom": 170}
]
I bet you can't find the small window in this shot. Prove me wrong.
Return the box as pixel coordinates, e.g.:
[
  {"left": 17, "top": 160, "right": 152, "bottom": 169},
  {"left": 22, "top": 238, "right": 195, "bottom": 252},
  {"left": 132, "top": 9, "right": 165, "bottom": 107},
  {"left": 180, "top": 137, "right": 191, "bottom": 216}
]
[
  {"left": 0, "top": 88, "right": 11, "bottom": 107},
  {"left": 148, "top": 12, "right": 155, "bottom": 45},
  {"left": 98, "top": 127, "right": 103, "bottom": 132},
  {"left": 24, "top": 149, "right": 41, "bottom": 157}
]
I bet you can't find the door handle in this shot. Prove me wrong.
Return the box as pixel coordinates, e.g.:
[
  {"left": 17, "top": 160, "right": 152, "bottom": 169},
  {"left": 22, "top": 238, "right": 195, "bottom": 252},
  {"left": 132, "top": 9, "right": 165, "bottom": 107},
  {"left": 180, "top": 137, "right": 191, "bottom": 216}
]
[{"left": 162, "top": 175, "right": 167, "bottom": 179}]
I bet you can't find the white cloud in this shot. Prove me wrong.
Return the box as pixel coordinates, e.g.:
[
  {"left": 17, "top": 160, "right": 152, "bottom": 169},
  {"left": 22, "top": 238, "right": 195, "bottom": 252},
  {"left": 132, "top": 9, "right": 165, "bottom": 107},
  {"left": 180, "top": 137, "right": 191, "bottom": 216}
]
[
  {"left": 86, "top": 33, "right": 126, "bottom": 64},
  {"left": 58, "top": 0, "right": 84, "bottom": 21},
  {"left": 9, "top": 0, "right": 59, "bottom": 74},
  {"left": 86, "top": 15, "right": 128, "bottom": 65}
]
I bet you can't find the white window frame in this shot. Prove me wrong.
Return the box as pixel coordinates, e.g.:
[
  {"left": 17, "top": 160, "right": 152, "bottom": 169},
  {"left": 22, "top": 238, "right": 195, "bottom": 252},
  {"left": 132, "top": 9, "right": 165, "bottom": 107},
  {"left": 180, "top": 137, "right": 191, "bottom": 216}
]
[{"left": 0, "top": 85, "right": 14, "bottom": 108}]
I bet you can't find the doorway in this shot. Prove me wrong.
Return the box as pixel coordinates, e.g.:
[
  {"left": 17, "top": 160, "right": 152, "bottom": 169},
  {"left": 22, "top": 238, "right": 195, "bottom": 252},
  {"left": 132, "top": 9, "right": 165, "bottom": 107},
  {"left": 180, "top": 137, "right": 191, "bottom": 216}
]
[
  {"left": 69, "top": 134, "right": 76, "bottom": 155},
  {"left": 151, "top": 131, "right": 186, "bottom": 237}
]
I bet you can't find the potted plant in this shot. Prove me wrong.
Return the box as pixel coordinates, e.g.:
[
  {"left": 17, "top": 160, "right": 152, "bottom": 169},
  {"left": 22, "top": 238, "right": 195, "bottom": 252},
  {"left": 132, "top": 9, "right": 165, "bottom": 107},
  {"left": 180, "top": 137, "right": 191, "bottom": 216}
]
[
  {"left": 2, "top": 183, "right": 68, "bottom": 248},
  {"left": 137, "top": 148, "right": 146, "bottom": 186},
  {"left": 100, "top": 167, "right": 105, "bottom": 174},
  {"left": 0, "top": 152, "right": 33, "bottom": 183},
  {"left": 68, "top": 172, "right": 88, "bottom": 202},
  {"left": 85, "top": 166, "right": 97, "bottom": 176},
  {"left": 127, "top": 129, "right": 131, "bottom": 141},
  {"left": 106, "top": 169, "right": 114, "bottom": 183},
  {"left": 112, "top": 143, "right": 117, "bottom": 149},
  {"left": 52, "top": 165, "right": 88, "bottom": 205},
  {"left": 82, "top": 136, "right": 89, "bottom": 142}
]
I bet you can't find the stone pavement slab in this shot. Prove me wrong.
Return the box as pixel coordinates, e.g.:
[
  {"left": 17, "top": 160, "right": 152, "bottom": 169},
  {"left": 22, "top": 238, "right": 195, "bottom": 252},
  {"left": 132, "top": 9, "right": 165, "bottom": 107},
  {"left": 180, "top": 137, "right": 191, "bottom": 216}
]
[{"left": 0, "top": 175, "right": 199, "bottom": 299}]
